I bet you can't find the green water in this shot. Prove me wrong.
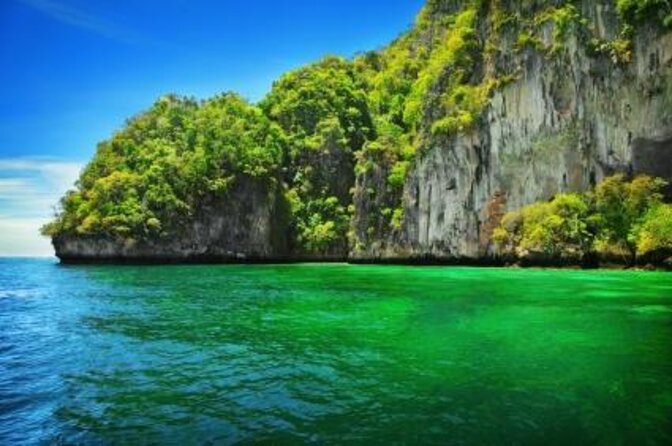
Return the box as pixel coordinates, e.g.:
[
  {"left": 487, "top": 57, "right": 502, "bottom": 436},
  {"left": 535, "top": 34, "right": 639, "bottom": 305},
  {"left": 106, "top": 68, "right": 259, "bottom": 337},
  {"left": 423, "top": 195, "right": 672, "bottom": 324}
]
[{"left": 1, "top": 259, "right": 672, "bottom": 444}]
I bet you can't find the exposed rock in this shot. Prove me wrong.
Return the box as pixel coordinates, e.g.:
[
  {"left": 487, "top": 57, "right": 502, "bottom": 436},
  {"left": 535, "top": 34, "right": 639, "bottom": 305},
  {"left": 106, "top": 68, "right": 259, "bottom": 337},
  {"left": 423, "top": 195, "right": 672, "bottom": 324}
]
[
  {"left": 352, "top": 2, "right": 672, "bottom": 261},
  {"left": 53, "top": 0, "right": 672, "bottom": 265},
  {"left": 55, "top": 177, "right": 289, "bottom": 263}
]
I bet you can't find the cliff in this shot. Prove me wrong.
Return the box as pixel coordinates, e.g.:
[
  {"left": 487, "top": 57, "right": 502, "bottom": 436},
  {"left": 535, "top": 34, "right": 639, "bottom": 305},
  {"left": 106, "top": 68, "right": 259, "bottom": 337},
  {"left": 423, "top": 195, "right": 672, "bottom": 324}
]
[
  {"left": 46, "top": 0, "right": 672, "bottom": 264},
  {"left": 352, "top": 0, "right": 672, "bottom": 262},
  {"left": 53, "top": 176, "right": 289, "bottom": 263}
]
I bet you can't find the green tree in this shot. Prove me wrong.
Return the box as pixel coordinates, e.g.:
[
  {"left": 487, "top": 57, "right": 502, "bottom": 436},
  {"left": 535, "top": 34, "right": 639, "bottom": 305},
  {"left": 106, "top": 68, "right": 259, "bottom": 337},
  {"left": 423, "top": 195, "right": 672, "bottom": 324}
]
[
  {"left": 616, "top": 0, "right": 672, "bottom": 28},
  {"left": 634, "top": 204, "right": 672, "bottom": 256},
  {"left": 260, "top": 57, "right": 375, "bottom": 255},
  {"left": 592, "top": 174, "right": 666, "bottom": 262},
  {"left": 43, "top": 94, "right": 284, "bottom": 241},
  {"left": 494, "top": 175, "right": 670, "bottom": 265},
  {"left": 261, "top": 56, "right": 374, "bottom": 158},
  {"left": 494, "top": 193, "right": 592, "bottom": 260}
]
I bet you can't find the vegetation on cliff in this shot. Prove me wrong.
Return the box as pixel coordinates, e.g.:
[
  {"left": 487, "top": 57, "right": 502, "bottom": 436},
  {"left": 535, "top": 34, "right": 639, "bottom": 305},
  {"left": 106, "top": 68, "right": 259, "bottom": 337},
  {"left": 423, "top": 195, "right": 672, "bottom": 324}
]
[
  {"left": 616, "top": 0, "right": 672, "bottom": 28},
  {"left": 42, "top": 94, "right": 284, "bottom": 239},
  {"left": 43, "top": 0, "right": 672, "bottom": 263},
  {"left": 260, "top": 57, "right": 373, "bottom": 254},
  {"left": 493, "top": 175, "right": 672, "bottom": 265}
]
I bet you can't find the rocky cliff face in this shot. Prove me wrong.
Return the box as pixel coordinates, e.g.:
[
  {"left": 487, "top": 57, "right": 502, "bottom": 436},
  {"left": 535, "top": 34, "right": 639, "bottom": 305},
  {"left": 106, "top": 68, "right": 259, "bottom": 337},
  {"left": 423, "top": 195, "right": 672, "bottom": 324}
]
[
  {"left": 351, "top": 0, "right": 672, "bottom": 261},
  {"left": 54, "top": 177, "right": 288, "bottom": 263},
  {"left": 51, "top": 0, "right": 672, "bottom": 264}
]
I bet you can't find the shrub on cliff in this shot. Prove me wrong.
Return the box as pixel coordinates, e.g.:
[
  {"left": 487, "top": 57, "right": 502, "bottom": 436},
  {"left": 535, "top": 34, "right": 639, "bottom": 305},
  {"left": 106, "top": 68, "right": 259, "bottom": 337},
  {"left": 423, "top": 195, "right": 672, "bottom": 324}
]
[
  {"left": 261, "top": 57, "right": 375, "bottom": 254},
  {"left": 616, "top": 0, "right": 672, "bottom": 28},
  {"left": 42, "top": 94, "right": 284, "bottom": 239},
  {"left": 493, "top": 193, "right": 593, "bottom": 261},
  {"left": 591, "top": 174, "right": 666, "bottom": 260},
  {"left": 493, "top": 175, "right": 669, "bottom": 265},
  {"left": 634, "top": 204, "right": 672, "bottom": 256}
]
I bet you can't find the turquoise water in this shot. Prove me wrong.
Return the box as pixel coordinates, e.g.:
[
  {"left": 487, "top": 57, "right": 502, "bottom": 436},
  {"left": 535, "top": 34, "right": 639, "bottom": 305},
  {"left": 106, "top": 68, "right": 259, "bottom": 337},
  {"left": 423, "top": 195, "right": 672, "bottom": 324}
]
[{"left": 1, "top": 259, "right": 672, "bottom": 444}]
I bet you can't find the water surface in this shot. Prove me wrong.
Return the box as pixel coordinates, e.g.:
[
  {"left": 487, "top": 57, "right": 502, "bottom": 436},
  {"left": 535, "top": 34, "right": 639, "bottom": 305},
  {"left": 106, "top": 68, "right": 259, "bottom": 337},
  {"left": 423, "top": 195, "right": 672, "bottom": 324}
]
[{"left": 1, "top": 259, "right": 672, "bottom": 444}]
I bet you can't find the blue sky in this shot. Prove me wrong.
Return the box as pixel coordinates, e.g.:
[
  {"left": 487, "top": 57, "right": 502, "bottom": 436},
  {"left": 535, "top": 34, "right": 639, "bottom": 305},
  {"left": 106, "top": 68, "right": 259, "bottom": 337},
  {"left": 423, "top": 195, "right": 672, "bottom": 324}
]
[{"left": 0, "top": 0, "right": 424, "bottom": 256}]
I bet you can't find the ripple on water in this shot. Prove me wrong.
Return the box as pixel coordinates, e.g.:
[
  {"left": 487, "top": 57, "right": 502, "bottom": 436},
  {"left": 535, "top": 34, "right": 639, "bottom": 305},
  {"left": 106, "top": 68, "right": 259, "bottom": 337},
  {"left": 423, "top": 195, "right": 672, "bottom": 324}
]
[{"left": 0, "top": 261, "right": 672, "bottom": 444}]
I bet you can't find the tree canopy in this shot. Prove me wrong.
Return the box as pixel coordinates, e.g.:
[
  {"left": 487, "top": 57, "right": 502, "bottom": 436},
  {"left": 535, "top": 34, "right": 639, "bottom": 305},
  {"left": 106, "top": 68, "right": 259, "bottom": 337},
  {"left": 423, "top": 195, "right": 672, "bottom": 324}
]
[
  {"left": 494, "top": 175, "right": 672, "bottom": 264},
  {"left": 43, "top": 94, "right": 284, "bottom": 239}
]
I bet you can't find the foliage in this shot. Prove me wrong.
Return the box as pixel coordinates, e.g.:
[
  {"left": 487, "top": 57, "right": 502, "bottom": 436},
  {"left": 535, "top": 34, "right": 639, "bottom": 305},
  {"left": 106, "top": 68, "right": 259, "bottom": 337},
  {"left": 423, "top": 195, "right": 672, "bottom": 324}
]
[
  {"left": 634, "top": 204, "right": 672, "bottom": 255},
  {"left": 42, "top": 94, "right": 284, "bottom": 239},
  {"left": 493, "top": 193, "right": 592, "bottom": 259},
  {"left": 494, "top": 175, "right": 669, "bottom": 264},
  {"left": 616, "top": 0, "right": 672, "bottom": 28},
  {"left": 524, "top": 4, "right": 585, "bottom": 53},
  {"left": 287, "top": 193, "right": 350, "bottom": 254},
  {"left": 391, "top": 208, "right": 405, "bottom": 230},
  {"left": 261, "top": 56, "right": 374, "bottom": 158},
  {"left": 261, "top": 57, "right": 375, "bottom": 254},
  {"left": 516, "top": 30, "right": 544, "bottom": 51},
  {"left": 592, "top": 174, "right": 666, "bottom": 257},
  {"left": 388, "top": 161, "right": 410, "bottom": 189},
  {"left": 587, "top": 38, "right": 633, "bottom": 65},
  {"left": 610, "top": 0, "right": 672, "bottom": 65},
  {"left": 404, "top": 7, "right": 478, "bottom": 131}
]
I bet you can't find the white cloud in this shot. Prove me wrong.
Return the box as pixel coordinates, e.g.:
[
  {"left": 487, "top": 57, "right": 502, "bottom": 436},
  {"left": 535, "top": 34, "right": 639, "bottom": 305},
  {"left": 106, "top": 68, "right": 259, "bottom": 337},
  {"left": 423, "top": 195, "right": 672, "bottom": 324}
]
[
  {"left": 0, "top": 179, "right": 33, "bottom": 194},
  {"left": 0, "top": 158, "right": 82, "bottom": 193},
  {"left": 17, "top": 0, "right": 140, "bottom": 44},
  {"left": 0, "top": 217, "right": 54, "bottom": 256},
  {"left": 0, "top": 158, "right": 83, "bottom": 256}
]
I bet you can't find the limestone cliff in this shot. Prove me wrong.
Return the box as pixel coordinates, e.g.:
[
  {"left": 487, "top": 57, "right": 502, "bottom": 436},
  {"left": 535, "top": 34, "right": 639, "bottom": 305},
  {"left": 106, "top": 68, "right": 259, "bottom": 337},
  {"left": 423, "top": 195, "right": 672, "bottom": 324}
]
[
  {"left": 351, "top": 0, "right": 672, "bottom": 262},
  {"left": 49, "top": 0, "right": 672, "bottom": 264},
  {"left": 54, "top": 177, "right": 288, "bottom": 263}
]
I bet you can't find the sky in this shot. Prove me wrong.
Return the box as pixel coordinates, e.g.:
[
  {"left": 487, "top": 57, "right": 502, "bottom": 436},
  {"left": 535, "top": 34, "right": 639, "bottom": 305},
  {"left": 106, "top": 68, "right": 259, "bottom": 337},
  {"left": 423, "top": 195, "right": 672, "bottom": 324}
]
[{"left": 0, "top": 0, "right": 425, "bottom": 256}]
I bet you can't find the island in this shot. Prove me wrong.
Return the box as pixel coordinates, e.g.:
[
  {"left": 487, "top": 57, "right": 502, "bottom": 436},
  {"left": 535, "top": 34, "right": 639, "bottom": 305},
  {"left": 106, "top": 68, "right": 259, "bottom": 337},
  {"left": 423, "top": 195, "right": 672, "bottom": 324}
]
[{"left": 42, "top": 0, "right": 672, "bottom": 268}]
